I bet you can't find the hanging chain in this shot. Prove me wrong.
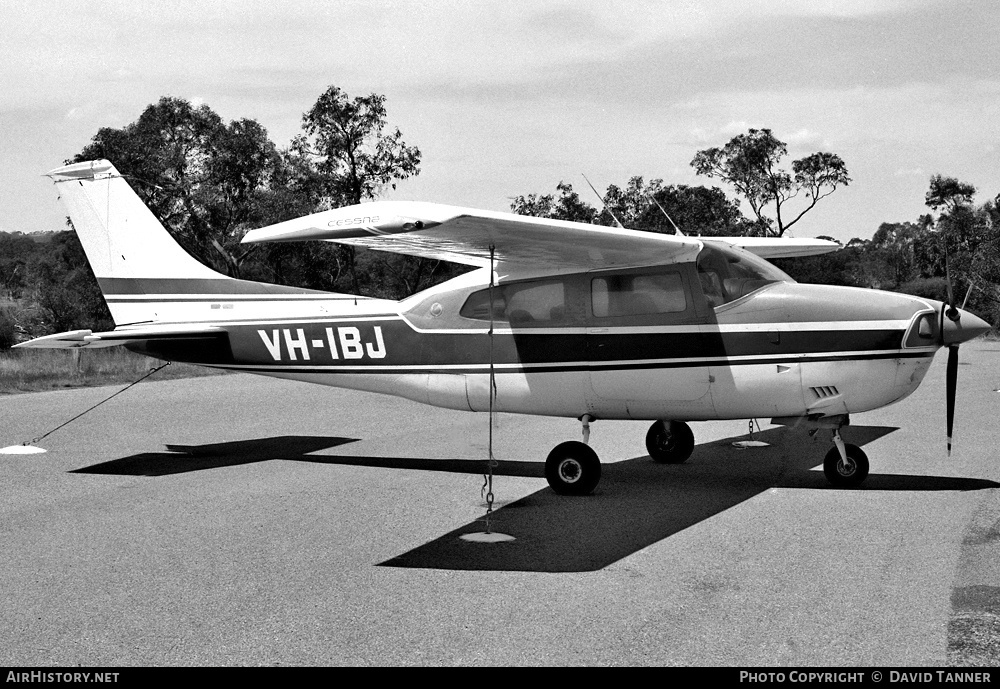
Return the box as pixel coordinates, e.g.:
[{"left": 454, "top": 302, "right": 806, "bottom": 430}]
[
  {"left": 479, "top": 245, "right": 499, "bottom": 531},
  {"left": 23, "top": 361, "right": 171, "bottom": 447}
]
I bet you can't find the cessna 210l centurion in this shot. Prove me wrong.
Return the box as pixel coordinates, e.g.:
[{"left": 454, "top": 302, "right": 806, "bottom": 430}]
[{"left": 18, "top": 160, "right": 991, "bottom": 494}]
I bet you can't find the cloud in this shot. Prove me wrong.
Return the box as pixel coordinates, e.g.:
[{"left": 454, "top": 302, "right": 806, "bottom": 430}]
[{"left": 785, "top": 128, "right": 826, "bottom": 150}]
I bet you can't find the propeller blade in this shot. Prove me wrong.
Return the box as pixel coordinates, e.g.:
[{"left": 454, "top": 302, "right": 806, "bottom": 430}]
[
  {"left": 944, "top": 244, "right": 955, "bottom": 308},
  {"left": 946, "top": 344, "right": 959, "bottom": 456}
]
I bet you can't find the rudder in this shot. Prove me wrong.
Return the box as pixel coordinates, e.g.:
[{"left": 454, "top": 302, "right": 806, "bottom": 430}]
[
  {"left": 45, "top": 159, "right": 328, "bottom": 326},
  {"left": 47, "top": 160, "right": 225, "bottom": 283}
]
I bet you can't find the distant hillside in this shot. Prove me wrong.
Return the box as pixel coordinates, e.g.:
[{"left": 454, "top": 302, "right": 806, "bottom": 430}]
[
  {"left": 0, "top": 230, "right": 58, "bottom": 244},
  {"left": 26, "top": 231, "right": 56, "bottom": 244}
]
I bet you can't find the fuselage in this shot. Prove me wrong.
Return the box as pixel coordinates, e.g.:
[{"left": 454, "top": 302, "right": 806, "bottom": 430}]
[{"left": 124, "top": 242, "right": 949, "bottom": 423}]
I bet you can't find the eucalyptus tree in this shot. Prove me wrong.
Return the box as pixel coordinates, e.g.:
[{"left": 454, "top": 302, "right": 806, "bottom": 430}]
[{"left": 691, "top": 128, "right": 850, "bottom": 237}]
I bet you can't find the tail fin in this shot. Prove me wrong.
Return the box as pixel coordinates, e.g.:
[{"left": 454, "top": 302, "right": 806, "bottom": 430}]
[
  {"left": 47, "top": 160, "right": 225, "bottom": 283},
  {"left": 46, "top": 160, "right": 326, "bottom": 326}
]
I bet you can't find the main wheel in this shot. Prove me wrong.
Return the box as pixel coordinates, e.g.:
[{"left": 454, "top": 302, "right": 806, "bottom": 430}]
[
  {"left": 823, "top": 443, "right": 870, "bottom": 487},
  {"left": 645, "top": 420, "right": 695, "bottom": 464},
  {"left": 545, "top": 441, "right": 601, "bottom": 495}
]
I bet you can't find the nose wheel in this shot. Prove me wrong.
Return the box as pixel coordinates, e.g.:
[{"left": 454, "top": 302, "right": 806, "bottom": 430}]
[{"left": 823, "top": 430, "right": 869, "bottom": 487}]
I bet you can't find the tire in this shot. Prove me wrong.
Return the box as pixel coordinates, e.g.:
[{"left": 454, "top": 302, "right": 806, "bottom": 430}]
[
  {"left": 545, "top": 441, "right": 601, "bottom": 495},
  {"left": 823, "top": 443, "right": 870, "bottom": 487},
  {"left": 645, "top": 420, "right": 695, "bottom": 464}
]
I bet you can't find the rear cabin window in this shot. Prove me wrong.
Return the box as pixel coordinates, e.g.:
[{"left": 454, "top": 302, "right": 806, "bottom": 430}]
[
  {"left": 592, "top": 273, "right": 687, "bottom": 318},
  {"left": 460, "top": 280, "right": 568, "bottom": 324}
]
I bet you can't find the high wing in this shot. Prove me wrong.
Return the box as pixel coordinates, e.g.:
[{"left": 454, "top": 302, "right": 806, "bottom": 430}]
[
  {"left": 14, "top": 324, "right": 226, "bottom": 349},
  {"left": 241, "top": 201, "right": 704, "bottom": 271},
  {"left": 241, "top": 201, "right": 838, "bottom": 269},
  {"left": 707, "top": 235, "right": 840, "bottom": 259}
]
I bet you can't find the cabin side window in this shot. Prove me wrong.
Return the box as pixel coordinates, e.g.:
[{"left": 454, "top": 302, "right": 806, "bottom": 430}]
[
  {"left": 460, "top": 279, "right": 568, "bottom": 325},
  {"left": 591, "top": 272, "right": 687, "bottom": 318}
]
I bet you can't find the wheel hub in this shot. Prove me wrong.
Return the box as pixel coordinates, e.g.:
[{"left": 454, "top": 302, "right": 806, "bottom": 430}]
[
  {"left": 655, "top": 423, "right": 675, "bottom": 451},
  {"left": 837, "top": 458, "right": 856, "bottom": 477},
  {"left": 558, "top": 458, "right": 582, "bottom": 484}
]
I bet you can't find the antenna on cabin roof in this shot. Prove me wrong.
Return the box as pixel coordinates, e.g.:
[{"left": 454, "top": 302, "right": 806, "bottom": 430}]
[
  {"left": 648, "top": 193, "right": 685, "bottom": 236},
  {"left": 581, "top": 174, "right": 625, "bottom": 229}
]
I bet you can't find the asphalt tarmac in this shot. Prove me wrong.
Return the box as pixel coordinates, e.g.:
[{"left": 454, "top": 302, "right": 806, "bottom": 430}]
[{"left": 2, "top": 341, "right": 999, "bottom": 666}]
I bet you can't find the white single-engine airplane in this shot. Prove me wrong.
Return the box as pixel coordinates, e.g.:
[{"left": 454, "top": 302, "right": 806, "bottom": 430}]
[{"left": 18, "top": 160, "right": 991, "bottom": 494}]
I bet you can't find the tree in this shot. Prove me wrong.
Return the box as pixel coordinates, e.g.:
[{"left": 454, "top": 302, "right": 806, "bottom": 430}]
[
  {"left": 74, "top": 96, "right": 280, "bottom": 277},
  {"left": 510, "top": 181, "right": 598, "bottom": 223},
  {"left": 635, "top": 184, "right": 758, "bottom": 236},
  {"left": 691, "top": 128, "right": 850, "bottom": 236},
  {"left": 0, "top": 232, "right": 38, "bottom": 300},
  {"left": 511, "top": 177, "right": 757, "bottom": 237},
  {"left": 294, "top": 86, "right": 423, "bottom": 294},
  {"left": 24, "top": 232, "right": 113, "bottom": 333},
  {"left": 296, "top": 86, "right": 421, "bottom": 206},
  {"left": 925, "top": 174, "right": 976, "bottom": 213},
  {"left": 69, "top": 89, "right": 446, "bottom": 298}
]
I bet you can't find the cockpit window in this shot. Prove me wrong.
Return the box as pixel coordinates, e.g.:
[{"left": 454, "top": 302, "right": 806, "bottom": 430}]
[
  {"left": 460, "top": 279, "right": 567, "bottom": 324},
  {"left": 696, "top": 242, "right": 791, "bottom": 308}
]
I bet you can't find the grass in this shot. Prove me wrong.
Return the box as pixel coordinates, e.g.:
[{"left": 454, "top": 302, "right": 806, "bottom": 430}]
[{"left": 0, "top": 347, "right": 228, "bottom": 395}]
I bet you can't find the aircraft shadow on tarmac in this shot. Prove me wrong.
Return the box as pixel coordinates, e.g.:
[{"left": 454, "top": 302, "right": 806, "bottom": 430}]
[
  {"left": 70, "top": 436, "right": 359, "bottom": 476},
  {"left": 363, "top": 425, "right": 999, "bottom": 573},
  {"left": 72, "top": 426, "right": 999, "bottom": 572}
]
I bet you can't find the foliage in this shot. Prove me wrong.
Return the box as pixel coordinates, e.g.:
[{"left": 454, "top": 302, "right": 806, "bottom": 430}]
[
  {"left": 776, "top": 174, "right": 1000, "bottom": 328},
  {"left": 925, "top": 175, "right": 976, "bottom": 213},
  {"left": 691, "top": 128, "right": 850, "bottom": 236},
  {"left": 510, "top": 181, "right": 598, "bottom": 223},
  {"left": 511, "top": 177, "right": 760, "bottom": 236},
  {"left": 65, "top": 88, "right": 458, "bottom": 301},
  {"left": 292, "top": 86, "right": 425, "bottom": 293},
  {"left": 0, "top": 232, "right": 39, "bottom": 300},
  {"left": 295, "top": 86, "right": 421, "bottom": 206},
  {"left": 0, "top": 309, "right": 16, "bottom": 349},
  {"left": 25, "top": 232, "right": 114, "bottom": 334},
  {"left": 74, "top": 97, "right": 278, "bottom": 276}
]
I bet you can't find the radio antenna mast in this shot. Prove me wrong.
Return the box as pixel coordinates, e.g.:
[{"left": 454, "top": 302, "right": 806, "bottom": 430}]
[
  {"left": 582, "top": 174, "right": 625, "bottom": 229},
  {"left": 648, "top": 194, "right": 685, "bottom": 236}
]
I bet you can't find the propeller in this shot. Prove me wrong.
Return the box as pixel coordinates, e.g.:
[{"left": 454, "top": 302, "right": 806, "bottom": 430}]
[{"left": 936, "top": 234, "right": 994, "bottom": 454}]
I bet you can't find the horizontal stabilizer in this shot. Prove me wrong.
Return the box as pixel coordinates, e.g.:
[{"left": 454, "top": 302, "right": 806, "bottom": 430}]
[{"left": 14, "top": 325, "right": 226, "bottom": 350}]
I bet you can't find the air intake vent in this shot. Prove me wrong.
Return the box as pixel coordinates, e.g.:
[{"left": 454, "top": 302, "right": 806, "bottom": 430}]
[{"left": 810, "top": 385, "right": 840, "bottom": 399}]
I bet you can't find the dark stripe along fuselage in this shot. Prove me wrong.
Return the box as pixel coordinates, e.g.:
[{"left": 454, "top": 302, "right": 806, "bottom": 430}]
[{"left": 129, "top": 316, "right": 919, "bottom": 374}]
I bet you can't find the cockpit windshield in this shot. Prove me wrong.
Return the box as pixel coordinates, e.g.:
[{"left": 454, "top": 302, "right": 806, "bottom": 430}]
[{"left": 696, "top": 241, "right": 792, "bottom": 308}]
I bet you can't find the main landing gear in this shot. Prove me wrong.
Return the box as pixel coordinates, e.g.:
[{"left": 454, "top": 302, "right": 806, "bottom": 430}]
[
  {"left": 545, "top": 414, "right": 602, "bottom": 495},
  {"left": 645, "top": 420, "right": 695, "bottom": 464},
  {"left": 545, "top": 441, "right": 602, "bottom": 496},
  {"left": 544, "top": 416, "right": 696, "bottom": 495}
]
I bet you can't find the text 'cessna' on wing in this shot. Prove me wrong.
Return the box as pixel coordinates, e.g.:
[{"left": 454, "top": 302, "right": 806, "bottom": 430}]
[{"left": 257, "top": 326, "right": 387, "bottom": 361}]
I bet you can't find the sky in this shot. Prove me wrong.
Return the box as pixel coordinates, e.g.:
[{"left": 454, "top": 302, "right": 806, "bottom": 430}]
[{"left": 1, "top": 0, "right": 998, "bottom": 245}]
